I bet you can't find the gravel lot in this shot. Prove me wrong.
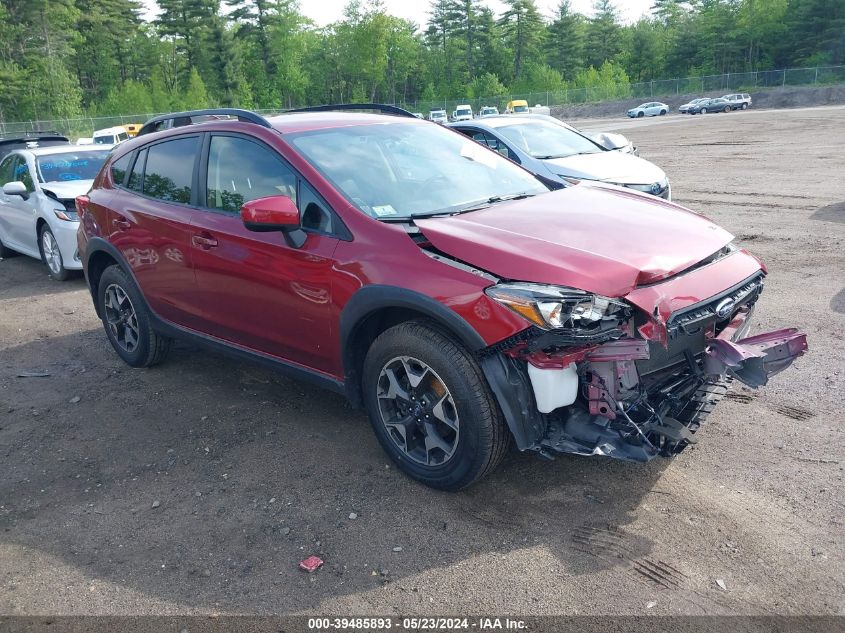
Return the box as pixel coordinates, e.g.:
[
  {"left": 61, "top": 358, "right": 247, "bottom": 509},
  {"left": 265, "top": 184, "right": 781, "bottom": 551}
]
[{"left": 1, "top": 106, "right": 844, "bottom": 617}]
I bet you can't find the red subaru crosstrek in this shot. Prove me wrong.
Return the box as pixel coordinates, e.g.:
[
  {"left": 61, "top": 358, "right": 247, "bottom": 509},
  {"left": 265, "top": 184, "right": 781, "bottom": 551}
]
[{"left": 76, "top": 106, "right": 807, "bottom": 490}]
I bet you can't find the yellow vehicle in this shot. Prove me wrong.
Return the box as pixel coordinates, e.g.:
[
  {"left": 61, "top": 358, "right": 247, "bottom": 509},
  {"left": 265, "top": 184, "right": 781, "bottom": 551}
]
[
  {"left": 123, "top": 123, "right": 143, "bottom": 137},
  {"left": 505, "top": 100, "right": 529, "bottom": 114}
]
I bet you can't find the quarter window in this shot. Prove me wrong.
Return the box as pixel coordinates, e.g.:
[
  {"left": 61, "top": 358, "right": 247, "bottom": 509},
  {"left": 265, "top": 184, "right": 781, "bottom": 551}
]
[
  {"left": 143, "top": 137, "right": 198, "bottom": 204},
  {"left": 205, "top": 136, "right": 297, "bottom": 213},
  {"left": 128, "top": 149, "right": 145, "bottom": 192}
]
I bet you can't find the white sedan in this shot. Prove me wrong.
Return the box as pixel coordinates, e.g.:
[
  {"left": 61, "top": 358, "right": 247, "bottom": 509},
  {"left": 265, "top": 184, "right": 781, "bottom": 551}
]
[
  {"left": 0, "top": 143, "right": 111, "bottom": 280},
  {"left": 627, "top": 102, "right": 669, "bottom": 118}
]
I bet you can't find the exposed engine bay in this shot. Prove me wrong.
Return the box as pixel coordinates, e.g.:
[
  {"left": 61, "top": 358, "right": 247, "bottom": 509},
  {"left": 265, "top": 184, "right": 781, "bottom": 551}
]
[{"left": 479, "top": 271, "right": 808, "bottom": 462}]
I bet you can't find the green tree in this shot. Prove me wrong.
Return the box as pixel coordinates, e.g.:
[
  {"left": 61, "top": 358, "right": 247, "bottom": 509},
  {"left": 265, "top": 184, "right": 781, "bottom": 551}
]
[
  {"left": 498, "top": 0, "right": 545, "bottom": 81},
  {"left": 586, "top": 0, "right": 622, "bottom": 68},
  {"left": 547, "top": 0, "right": 587, "bottom": 81}
]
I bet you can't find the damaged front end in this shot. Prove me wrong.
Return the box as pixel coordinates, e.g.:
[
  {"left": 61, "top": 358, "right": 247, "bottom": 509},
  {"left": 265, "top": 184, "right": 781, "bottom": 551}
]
[{"left": 480, "top": 271, "right": 808, "bottom": 462}]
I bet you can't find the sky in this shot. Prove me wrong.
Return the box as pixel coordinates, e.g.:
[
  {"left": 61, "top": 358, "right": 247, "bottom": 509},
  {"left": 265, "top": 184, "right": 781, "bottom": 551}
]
[{"left": 140, "top": 0, "right": 655, "bottom": 27}]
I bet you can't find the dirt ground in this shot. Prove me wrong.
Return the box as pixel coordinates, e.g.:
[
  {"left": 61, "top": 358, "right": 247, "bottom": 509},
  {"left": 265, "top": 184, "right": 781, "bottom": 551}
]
[{"left": 1, "top": 107, "right": 844, "bottom": 617}]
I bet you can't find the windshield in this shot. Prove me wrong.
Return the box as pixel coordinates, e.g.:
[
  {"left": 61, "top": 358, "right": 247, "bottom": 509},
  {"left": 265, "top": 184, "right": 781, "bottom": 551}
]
[
  {"left": 513, "top": 105, "right": 528, "bottom": 113},
  {"left": 94, "top": 135, "right": 115, "bottom": 145},
  {"left": 36, "top": 150, "right": 110, "bottom": 182},
  {"left": 456, "top": 108, "right": 471, "bottom": 116},
  {"left": 496, "top": 120, "right": 603, "bottom": 159},
  {"left": 289, "top": 122, "right": 547, "bottom": 220}
]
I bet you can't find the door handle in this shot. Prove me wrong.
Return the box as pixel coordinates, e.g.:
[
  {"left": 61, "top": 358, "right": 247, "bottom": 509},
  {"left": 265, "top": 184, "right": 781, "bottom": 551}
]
[
  {"left": 192, "top": 233, "right": 218, "bottom": 250},
  {"left": 113, "top": 217, "right": 131, "bottom": 231}
]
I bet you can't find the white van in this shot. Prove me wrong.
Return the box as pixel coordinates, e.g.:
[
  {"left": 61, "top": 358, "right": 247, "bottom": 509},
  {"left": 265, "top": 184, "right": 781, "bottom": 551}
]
[
  {"left": 92, "top": 126, "right": 129, "bottom": 146},
  {"left": 452, "top": 104, "right": 474, "bottom": 121},
  {"left": 429, "top": 110, "right": 448, "bottom": 124}
]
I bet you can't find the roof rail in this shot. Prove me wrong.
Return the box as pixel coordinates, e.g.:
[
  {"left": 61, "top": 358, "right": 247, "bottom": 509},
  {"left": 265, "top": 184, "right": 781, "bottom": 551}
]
[
  {"left": 0, "top": 134, "right": 70, "bottom": 153},
  {"left": 286, "top": 103, "right": 417, "bottom": 118},
  {"left": 137, "top": 108, "right": 272, "bottom": 137}
]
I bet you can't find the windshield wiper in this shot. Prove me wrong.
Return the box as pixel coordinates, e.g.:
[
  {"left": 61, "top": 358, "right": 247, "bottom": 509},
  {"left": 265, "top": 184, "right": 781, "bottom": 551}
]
[
  {"left": 375, "top": 192, "right": 537, "bottom": 223},
  {"left": 448, "top": 192, "right": 538, "bottom": 215}
]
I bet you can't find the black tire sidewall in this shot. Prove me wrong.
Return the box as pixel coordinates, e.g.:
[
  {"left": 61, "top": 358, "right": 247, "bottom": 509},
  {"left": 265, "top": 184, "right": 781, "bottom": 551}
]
[
  {"left": 97, "top": 266, "right": 153, "bottom": 367},
  {"left": 39, "top": 225, "right": 69, "bottom": 281},
  {"left": 362, "top": 325, "right": 494, "bottom": 489}
]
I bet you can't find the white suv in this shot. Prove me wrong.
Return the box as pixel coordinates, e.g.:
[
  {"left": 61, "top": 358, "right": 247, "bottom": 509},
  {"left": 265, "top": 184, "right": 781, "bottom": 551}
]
[
  {"left": 0, "top": 143, "right": 111, "bottom": 280},
  {"left": 722, "top": 93, "right": 752, "bottom": 110}
]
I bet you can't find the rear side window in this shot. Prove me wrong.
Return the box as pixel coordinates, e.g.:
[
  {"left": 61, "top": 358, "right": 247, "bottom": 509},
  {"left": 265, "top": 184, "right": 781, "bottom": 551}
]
[
  {"left": 143, "top": 137, "right": 198, "bottom": 204},
  {"left": 111, "top": 153, "right": 131, "bottom": 186},
  {"left": 205, "top": 135, "right": 296, "bottom": 213}
]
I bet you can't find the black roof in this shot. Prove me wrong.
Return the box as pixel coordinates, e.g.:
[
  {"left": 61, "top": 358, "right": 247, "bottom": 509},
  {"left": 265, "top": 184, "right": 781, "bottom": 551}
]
[{"left": 0, "top": 133, "right": 70, "bottom": 154}]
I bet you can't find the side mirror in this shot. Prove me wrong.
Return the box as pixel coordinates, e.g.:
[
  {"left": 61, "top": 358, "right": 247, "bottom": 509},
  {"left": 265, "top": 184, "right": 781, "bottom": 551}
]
[
  {"left": 3, "top": 181, "right": 28, "bottom": 199},
  {"left": 241, "top": 195, "right": 306, "bottom": 248}
]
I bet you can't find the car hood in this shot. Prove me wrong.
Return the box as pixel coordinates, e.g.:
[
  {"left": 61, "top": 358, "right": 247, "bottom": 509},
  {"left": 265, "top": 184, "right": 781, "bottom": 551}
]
[
  {"left": 541, "top": 151, "right": 666, "bottom": 186},
  {"left": 415, "top": 184, "right": 734, "bottom": 298},
  {"left": 41, "top": 179, "right": 94, "bottom": 199}
]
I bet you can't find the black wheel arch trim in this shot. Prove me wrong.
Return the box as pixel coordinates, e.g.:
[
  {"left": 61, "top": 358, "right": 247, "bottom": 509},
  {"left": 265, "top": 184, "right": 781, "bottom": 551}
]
[
  {"left": 82, "top": 236, "right": 344, "bottom": 395},
  {"left": 339, "top": 285, "right": 539, "bottom": 451},
  {"left": 340, "top": 285, "right": 488, "bottom": 405}
]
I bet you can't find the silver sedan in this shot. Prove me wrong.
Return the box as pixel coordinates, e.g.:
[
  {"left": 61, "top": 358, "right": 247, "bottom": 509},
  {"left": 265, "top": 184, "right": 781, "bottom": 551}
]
[{"left": 448, "top": 115, "right": 671, "bottom": 199}]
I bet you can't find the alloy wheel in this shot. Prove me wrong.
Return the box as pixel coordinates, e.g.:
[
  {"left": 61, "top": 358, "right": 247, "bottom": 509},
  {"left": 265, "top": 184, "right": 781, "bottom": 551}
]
[
  {"left": 42, "top": 230, "right": 62, "bottom": 275},
  {"left": 103, "top": 283, "right": 140, "bottom": 353},
  {"left": 376, "top": 356, "right": 460, "bottom": 466}
]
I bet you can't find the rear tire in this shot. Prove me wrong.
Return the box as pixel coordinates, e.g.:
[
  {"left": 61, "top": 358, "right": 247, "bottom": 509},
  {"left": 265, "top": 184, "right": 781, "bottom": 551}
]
[
  {"left": 660, "top": 109, "right": 667, "bottom": 115},
  {"left": 362, "top": 320, "right": 509, "bottom": 490},
  {"left": 741, "top": 103, "right": 748, "bottom": 110},
  {"left": 97, "top": 265, "right": 172, "bottom": 368}
]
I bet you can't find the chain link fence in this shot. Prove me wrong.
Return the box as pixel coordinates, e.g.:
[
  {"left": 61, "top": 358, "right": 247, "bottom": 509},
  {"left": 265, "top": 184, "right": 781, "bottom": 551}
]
[
  {"left": 403, "top": 65, "right": 845, "bottom": 117},
  {"left": 2, "top": 65, "right": 843, "bottom": 137}
]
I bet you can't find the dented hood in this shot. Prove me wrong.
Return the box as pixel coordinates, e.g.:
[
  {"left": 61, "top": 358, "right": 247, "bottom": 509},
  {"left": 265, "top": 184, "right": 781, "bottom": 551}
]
[
  {"left": 41, "top": 179, "right": 94, "bottom": 200},
  {"left": 416, "top": 184, "right": 734, "bottom": 297},
  {"left": 541, "top": 150, "right": 666, "bottom": 185}
]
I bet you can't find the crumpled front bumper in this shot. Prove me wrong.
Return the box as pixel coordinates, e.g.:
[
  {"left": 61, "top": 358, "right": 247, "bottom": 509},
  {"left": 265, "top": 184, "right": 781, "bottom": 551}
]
[
  {"left": 480, "top": 297, "right": 808, "bottom": 463},
  {"left": 705, "top": 324, "right": 808, "bottom": 388}
]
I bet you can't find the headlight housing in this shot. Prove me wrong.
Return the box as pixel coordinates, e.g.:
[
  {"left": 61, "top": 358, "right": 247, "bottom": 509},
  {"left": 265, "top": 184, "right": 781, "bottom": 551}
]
[{"left": 485, "top": 283, "right": 630, "bottom": 331}]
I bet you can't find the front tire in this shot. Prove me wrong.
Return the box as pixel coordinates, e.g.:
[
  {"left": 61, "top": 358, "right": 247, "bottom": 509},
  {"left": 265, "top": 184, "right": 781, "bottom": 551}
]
[
  {"left": 637, "top": 111, "right": 644, "bottom": 118},
  {"left": 700, "top": 108, "right": 708, "bottom": 114},
  {"left": 39, "top": 225, "right": 71, "bottom": 281},
  {"left": 97, "top": 265, "right": 172, "bottom": 368},
  {"left": 362, "top": 321, "right": 509, "bottom": 490}
]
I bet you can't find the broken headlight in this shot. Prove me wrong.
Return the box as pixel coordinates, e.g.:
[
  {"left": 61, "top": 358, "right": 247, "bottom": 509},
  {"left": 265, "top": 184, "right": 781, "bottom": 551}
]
[{"left": 485, "top": 283, "right": 630, "bottom": 331}]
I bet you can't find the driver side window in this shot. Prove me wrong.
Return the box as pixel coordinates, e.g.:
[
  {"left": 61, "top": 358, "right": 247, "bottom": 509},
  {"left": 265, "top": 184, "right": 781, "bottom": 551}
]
[
  {"left": 0, "top": 156, "right": 15, "bottom": 185},
  {"left": 206, "top": 135, "right": 297, "bottom": 213},
  {"left": 14, "top": 158, "right": 35, "bottom": 192}
]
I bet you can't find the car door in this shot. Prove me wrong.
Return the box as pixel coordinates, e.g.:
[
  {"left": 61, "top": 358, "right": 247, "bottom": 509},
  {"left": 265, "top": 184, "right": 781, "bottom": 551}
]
[
  {"left": 2, "top": 155, "right": 39, "bottom": 254},
  {"left": 111, "top": 135, "right": 205, "bottom": 329},
  {"left": 189, "top": 133, "right": 342, "bottom": 373}
]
